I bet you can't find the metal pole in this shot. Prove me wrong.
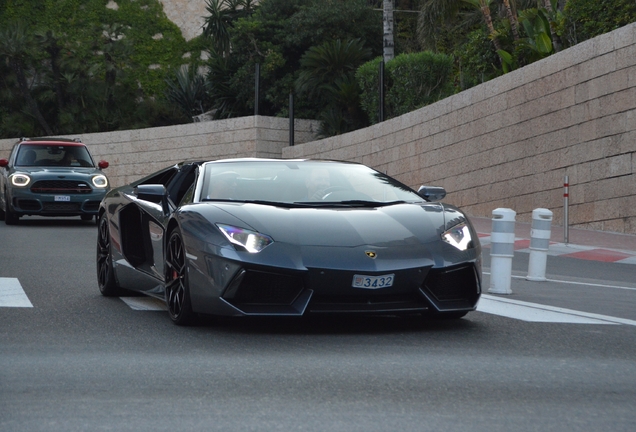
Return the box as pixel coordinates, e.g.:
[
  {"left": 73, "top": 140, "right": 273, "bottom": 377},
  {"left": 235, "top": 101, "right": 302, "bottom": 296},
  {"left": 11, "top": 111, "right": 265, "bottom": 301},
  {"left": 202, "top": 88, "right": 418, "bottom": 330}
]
[
  {"left": 289, "top": 92, "right": 294, "bottom": 146},
  {"left": 379, "top": 60, "right": 385, "bottom": 123},
  {"left": 254, "top": 63, "right": 260, "bottom": 116},
  {"left": 564, "top": 175, "right": 569, "bottom": 244}
]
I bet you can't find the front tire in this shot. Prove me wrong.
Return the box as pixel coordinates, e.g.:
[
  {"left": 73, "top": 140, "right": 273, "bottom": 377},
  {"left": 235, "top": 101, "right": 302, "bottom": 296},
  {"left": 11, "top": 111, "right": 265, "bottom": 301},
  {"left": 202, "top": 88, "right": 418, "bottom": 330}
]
[
  {"left": 96, "top": 213, "right": 124, "bottom": 296},
  {"left": 165, "top": 227, "right": 196, "bottom": 326}
]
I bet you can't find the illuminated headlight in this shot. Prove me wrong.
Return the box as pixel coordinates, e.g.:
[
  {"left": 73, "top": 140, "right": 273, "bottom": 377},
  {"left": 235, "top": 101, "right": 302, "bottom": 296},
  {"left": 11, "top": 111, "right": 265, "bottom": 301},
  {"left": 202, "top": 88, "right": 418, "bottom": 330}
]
[
  {"left": 92, "top": 175, "right": 108, "bottom": 188},
  {"left": 442, "top": 222, "right": 473, "bottom": 251},
  {"left": 10, "top": 173, "right": 30, "bottom": 187},
  {"left": 217, "top": 224, "right": 273, "bottom": 253}
]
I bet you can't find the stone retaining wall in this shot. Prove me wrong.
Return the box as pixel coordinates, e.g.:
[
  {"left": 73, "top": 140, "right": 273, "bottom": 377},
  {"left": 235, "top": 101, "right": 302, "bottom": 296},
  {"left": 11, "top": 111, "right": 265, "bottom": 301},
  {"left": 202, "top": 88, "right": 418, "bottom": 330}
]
[
  {"left": 282, "top": 23, "right": 636, "bottom": 234},
  {"left": 0, "top": 116, "right": 319, "bottom": 188}
]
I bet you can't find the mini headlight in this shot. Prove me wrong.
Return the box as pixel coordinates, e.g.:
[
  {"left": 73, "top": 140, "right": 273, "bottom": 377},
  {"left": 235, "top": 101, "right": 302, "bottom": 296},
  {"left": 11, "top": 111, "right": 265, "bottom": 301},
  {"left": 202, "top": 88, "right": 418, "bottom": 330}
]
[
  {"left": 217, "top": 224, "right": 273, "bottom": 253},
  {"left": 10, "top": 173, "right": 30, "bottom": 187},
  {"left": 442, "top": 222, "right": 473, "bottom": 251},
  {"left": 92, "top": 175, "right": 108, "bottom": 188}
]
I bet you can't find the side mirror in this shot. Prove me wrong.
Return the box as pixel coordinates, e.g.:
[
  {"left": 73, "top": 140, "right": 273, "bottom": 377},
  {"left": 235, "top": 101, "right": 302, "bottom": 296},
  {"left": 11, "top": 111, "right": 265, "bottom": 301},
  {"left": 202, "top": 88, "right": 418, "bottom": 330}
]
[
  {"left": 417, "top": 186, "right": 446, "bottom": 202},
  {"left": 135, "top": 184, "right": 167, "bottom": 203},
  {"left": 135, "top": 184, "right": 170, "bottom": 215},
  {"left": 98, "top": 160, "right": 109, "bottom": 169},
  {"left": 0, "top": 158, "right": 8, "bottom": 168}
]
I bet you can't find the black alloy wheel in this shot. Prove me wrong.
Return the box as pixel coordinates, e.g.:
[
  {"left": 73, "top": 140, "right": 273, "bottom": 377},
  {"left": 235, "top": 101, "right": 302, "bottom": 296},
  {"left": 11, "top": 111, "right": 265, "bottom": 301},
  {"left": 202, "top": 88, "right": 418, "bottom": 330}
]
[
  {"left": 165, "top": 227, "right": 195, "bottom": 326},
  {"left": 96, "top": 213, "right": 123, "bottom": 296}
]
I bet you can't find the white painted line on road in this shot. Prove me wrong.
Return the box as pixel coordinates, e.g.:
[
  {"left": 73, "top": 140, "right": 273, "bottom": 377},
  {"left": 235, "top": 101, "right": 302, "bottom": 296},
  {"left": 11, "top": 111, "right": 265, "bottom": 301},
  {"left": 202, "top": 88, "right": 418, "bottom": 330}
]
[
  {"left": 0, "top": 277, "right": 33, "bottom": 308},
  {"left": 478, "top": 294, "right": 636, "bottom": 326},
  {"left": 484, "top": 272, "right": 636, "bottom": 291},
  {"left": 120, "top": 296, "right": 167, "bottom": 311}
]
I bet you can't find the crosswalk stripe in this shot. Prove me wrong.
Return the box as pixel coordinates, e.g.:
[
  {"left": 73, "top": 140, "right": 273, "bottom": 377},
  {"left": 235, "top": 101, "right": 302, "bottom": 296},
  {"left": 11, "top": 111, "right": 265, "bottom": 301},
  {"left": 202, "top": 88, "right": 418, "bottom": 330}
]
[{"left": 0, "top": 277, "right": 33, "bottom": 308}]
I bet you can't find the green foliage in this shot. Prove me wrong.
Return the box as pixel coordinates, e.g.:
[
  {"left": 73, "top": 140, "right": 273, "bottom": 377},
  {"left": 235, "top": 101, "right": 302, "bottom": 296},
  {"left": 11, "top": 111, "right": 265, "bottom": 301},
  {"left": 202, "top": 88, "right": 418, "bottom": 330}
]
[
  {"left": 165, "top": 65, "right": 210, "bottom": 118},
  {"left": 357, "top": 51, "right": 454, "bottom": 124},
  {"left": 386, "top": 51, "right": 454, "bottom": 117},
  {"left": 517, "top": 8, "right": 554, "bottom": 57},
  {"left": 564, "top": 0, "right": 636, "bottom": 44},
  {"left": 296, "top": 38, "right": 371, "bottom": 135},
  {"left": 356, "top": 57, "right": 384, "bottom": 124},
  {"left": 0, "top": 0, "right": 197, "bottom": 138},
  {"left": 205, "top": 0, "right": 382, "bottom": 121}
]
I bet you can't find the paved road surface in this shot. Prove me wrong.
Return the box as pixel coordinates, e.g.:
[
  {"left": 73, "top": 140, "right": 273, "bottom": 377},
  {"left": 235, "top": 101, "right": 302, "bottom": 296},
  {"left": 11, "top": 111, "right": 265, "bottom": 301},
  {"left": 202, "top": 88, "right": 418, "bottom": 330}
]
[{"left": 1, "top": 216, "right": 635, "bottom": 431}]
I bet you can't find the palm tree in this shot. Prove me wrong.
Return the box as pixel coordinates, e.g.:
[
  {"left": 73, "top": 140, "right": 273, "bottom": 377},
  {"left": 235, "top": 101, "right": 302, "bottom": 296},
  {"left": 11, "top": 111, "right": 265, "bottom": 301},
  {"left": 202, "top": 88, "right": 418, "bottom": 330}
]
[
  {"left": 501, "top": 0, "right": 520, "bottom": 41},
  {"left": 461, "top": 0, "right": 502, "bottom": 52},
  {"left": 296, "top": 38, "right": 372, "bottom": 135},
  {"left": 165, "top": 65, "right": 208, "bottom": 120},
  {"left": 0, "top": 21, "right": 53, "bottom": 135},
  {"left": 202, "top": 0, "right": 256, "bottom": 58},
  {"left": 296, "top": 39, "right": 372, "bottom": 98},
  {"left": 383, "top": 0, "right": 395, "bottom": 62}
]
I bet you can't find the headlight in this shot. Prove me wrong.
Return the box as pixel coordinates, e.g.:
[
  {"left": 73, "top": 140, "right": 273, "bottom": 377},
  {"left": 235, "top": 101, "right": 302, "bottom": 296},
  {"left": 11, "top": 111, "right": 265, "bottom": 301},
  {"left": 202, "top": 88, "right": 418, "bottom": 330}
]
[
  {"left": 442, "top": 222, "right": 473, "bottom": 251},
  {"left": 10, "top": 173, "right": 30, "bottom": 187},
  {"left": 92, "top": 175, "right": 108, "bottom": 188},
  {"left": 217, "top": 224, "right": 273, "bottom": 253}
]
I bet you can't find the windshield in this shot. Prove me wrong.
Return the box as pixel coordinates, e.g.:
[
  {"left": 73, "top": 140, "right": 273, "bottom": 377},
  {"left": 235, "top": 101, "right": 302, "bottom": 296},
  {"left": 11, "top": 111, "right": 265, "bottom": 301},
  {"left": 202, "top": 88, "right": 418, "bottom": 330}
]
[
  {"left": 199, "top": 160, "right": 423, "bottom": 204},
  {"left": 15, "top": 144, "right": 95, "bottom": 167}
]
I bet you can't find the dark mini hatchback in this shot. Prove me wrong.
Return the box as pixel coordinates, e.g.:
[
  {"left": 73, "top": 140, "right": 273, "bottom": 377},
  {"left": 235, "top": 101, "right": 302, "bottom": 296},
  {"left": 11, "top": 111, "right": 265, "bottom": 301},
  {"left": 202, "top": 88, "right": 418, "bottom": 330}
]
[{"left": 0, "top": 137, "right": 110, "bottom": 225}]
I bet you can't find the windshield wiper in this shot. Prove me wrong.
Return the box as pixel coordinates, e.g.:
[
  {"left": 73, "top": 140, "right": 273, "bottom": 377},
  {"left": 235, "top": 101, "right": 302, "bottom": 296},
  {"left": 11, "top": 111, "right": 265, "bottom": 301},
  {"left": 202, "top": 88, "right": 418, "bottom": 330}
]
[
  {"left": 203, "top": 198, "right": 311, "bottom": 208},
  {"left": 341, "top": 200, "right": 407, "bottom": 207},
  {"left": 293, "top": 200, "right": 408, "bottom": 208}
]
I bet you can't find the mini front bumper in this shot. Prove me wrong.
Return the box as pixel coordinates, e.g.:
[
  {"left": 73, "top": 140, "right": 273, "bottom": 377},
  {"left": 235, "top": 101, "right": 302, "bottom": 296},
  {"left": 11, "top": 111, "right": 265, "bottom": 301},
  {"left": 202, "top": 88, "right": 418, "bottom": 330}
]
[{"left": 8, "top": 187, "right": 107, "bottom": 216}]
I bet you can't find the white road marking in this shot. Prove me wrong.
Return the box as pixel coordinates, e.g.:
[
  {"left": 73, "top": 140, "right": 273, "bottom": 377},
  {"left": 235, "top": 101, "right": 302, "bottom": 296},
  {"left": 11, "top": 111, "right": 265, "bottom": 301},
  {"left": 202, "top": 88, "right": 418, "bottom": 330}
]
[
  {"left": 120, "top": 296, "right": 167, "bottom": 311},
  {"left": 0, "top": 277, "right": 33, "bottom": 307},
  {"left": 478, "top": 294, "right": 636, "bottom": 326},
  {"left": 483, "top": 271, "right": 636, "bottom": 291}
]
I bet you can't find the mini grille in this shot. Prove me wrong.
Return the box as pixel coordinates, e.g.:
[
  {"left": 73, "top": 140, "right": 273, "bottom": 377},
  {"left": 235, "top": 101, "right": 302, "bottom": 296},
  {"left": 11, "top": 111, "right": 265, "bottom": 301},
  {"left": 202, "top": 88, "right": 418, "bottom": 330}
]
[
  {"left": 31, "top": 180, "right": 92, "bottom": 194},
  {"left": 16, "top": 199, "right": 40, "bottom": 211},
  {"left": 42, "top": 202, "right": 81, "bottom": 212}
]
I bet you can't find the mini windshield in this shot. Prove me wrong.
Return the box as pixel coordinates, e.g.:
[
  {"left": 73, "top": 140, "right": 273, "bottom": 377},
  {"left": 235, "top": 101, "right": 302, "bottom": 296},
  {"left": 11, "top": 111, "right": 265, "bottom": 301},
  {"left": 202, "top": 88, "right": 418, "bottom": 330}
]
[
  {"left": 200, "top": 160, "right": 423, "bottom": 204},
  {"left": 15, "top": 144, "right": 95, "bottom": 167}
]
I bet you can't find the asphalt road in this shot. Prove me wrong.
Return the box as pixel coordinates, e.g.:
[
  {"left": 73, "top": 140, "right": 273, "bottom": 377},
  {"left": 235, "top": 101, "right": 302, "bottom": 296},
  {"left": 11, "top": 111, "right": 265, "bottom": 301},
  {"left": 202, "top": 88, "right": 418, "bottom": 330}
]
[{"left": 1, "top": 217, "right": 635, "bottom": 432}]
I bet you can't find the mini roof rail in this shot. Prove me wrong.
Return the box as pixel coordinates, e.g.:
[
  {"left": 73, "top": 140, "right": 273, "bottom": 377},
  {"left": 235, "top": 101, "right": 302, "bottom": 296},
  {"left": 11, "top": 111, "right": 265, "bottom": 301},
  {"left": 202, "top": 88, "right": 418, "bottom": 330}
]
[{"left": 19, "top": 137, "right": 81, "bottom": 143}]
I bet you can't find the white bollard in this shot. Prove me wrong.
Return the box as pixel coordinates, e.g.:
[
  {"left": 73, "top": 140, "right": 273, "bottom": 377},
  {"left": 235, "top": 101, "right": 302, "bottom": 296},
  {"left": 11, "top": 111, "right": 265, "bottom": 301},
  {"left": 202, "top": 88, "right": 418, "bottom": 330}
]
[
  {"left": 527, "top": 208, "right": 553, "bottom": 281},
  {"left": 488, "top": 208, "right": 516, "bottom": 295}
]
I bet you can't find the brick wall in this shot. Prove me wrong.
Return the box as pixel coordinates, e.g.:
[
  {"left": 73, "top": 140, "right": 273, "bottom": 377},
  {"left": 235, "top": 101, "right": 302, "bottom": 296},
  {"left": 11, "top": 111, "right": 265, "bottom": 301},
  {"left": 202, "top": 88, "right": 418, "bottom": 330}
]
[{"left": 282, "top": 23, "right": 636, "bottom": 234}]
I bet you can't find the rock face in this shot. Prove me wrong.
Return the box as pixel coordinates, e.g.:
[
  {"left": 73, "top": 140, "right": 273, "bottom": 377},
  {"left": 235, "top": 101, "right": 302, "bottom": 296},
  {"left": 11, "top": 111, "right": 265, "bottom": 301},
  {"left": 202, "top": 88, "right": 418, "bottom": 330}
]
[{"left": 158, "top": 0, "right": 207, "bottom": 41}]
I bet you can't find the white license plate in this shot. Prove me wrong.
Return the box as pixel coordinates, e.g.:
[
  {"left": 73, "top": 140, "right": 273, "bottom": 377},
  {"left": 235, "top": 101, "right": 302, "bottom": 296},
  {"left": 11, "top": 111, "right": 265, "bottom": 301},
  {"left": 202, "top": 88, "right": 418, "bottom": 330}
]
[
  {"left": 54, "top": 195, "right": 71, "bottom": 202},
  {"left": 352, "top": 274, "right": 394, "bottom": 289}
]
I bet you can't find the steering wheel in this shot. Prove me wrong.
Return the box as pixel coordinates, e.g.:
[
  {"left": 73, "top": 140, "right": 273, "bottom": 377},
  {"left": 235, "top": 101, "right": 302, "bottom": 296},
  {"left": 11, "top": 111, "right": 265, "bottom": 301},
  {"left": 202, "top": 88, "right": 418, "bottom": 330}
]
[{"left": 320, "top": 186, "right": 349, "bottom": 200}]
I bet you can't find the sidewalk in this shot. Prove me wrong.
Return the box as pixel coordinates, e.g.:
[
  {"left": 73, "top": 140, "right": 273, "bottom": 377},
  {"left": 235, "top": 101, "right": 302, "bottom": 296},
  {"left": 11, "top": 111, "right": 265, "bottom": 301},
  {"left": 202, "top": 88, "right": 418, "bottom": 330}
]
[{"left": 469, "top": 216, "right": 636, "bottom": 265}]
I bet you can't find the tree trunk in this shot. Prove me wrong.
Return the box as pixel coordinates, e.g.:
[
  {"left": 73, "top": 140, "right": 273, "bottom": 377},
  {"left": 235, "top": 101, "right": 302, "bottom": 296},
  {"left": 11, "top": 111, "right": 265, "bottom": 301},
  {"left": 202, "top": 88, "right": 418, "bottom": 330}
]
[
  {"left": 543, "top": 0, "right": 561, "bottom": 52},
  {"left": 502, "top": 0, "right": 520, "bottom": 41},
  {"left": 383, "top": 0, "right": 394, "bottom": 62},
  {"left": 479, "top": 1, "right": 503, "bottom": 53}
]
